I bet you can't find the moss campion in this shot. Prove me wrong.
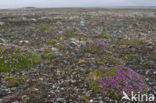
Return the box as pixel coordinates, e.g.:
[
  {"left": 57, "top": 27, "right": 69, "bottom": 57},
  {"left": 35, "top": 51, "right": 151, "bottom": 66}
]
[{"left": 87, "top": 65, "right": 147, "bottom": 99}]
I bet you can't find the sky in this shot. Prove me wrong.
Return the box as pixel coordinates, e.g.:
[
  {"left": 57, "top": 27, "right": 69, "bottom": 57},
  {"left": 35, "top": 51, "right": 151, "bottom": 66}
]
[{"left": 0, "top": 0, "right": 156, "bottom": 9}]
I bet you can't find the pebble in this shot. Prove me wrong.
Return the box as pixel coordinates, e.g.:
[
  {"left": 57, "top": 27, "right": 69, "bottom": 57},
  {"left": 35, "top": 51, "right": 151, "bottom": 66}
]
[
  {"left": 0, "top": 22, "right": 5, "bottom": 25},
  {"left": 145, "top": 78, "right": 149, "bottom": 81},
  {"left": 12, "top": 100, "right": 19, "bottom": 103},
  {"left": 153, "top": 71, "right": 156, "bottom": 75},
  {"left": 0, "top": 99, "right": 3, "bottom": 103},
  {"left": 80, "top": 20, "right": 85, "bottom": 26},
  {"left": 99, "top": 100, "right": 104, "bottom": 103},
  {"left": 80, "top": 40, "right": 86, "bottom": 47},
  {"left": 145, "top": 70, "right": 150, "bottom": 75},
  {"left": 51, "top": 47, "right": 59, "bottom": 52},
  {"left": 90, "top": 99, "right": 93, "bottom": 102},
  {"left": 56, "top": 98, "right": 65, "bottom": 102}
]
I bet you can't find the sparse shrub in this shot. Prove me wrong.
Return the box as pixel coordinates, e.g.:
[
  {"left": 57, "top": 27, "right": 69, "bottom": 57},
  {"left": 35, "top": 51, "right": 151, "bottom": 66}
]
[
  {"left": 124, "top": 54, "right": 138, "bottom": 59},
  {"left": 133, "top": 23, "right": 138, "bottom": 27},
  {"left": 100, "top": 32, "right": 108, "bottom": 38},
  {"left": 118, "top": 40, "right": 137, "bottom": 45},
  {"left": 84, "top": 53, "right": 90, "bottom": 57},
  {"left": 93, "top": 40, "right": 109, "bottom": 47},
  {"left": 93, "top": 40, "right": 109, "bottom": 53},
  {"left": 0, "top": 39, "right": 4, "bottom": 43},
  {"left": 144, "top": 61, "right": 151, "bottom": 66},
  {"left": 4, "top": 76, "right": 26, "bottom": 87},
  {"left": 0, "top": 25, "right": 8, "bottom": 31},
  {"left": 56, "top": 44, "right": 63, "bottom": 49},
  {"left": 87, "top": 65, "right": 147, "bottom": 99},
  {"left": 46, "top": 40, "right": 56, "bottom": 45},
  {"left": 40, "top": 26, "right": 47, "bottom": 32},
  {"left": 64, "top": 29, "right": 74, "bottom": 37},
  {"left": 43, "top": 50, "right": 55, "bottom": 59},
  {"left": 96, "top": 54, "right": 123, "bottom": 67},
  {"left": 82, "top": 95, "right": 89, "bottom": 101}
]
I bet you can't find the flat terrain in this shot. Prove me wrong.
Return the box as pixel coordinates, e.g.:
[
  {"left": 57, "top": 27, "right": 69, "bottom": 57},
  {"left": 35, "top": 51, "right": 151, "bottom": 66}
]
[{"left": 0, "top": 8, "right": 156, "bottom": 103}]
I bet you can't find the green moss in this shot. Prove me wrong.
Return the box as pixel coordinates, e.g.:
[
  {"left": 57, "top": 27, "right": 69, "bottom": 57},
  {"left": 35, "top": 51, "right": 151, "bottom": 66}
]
[
  {"left": 87, "top": 80, "right": 100, "bottom": 93},
  {"left": 0, "top": 25, "right": 8, "bottom": 31},
  {"left": 82, "top": 95, "right": 89, "bottom": 101},
  {"left": 46, "top": 40, "right": 56, "bottom": 45},
  {"left": 64, "top": 29, "right": 74, "bottom": 37},
  {"left": 118, "top": 40, "right": 137, "bottom": 45},
  {"left": 144, "top": 61, "right": 151, "bottom": 66},
  {"left": 56, "top": 44, "right": 63, "bottom": 49},
  {"left": 99, "top": 32, "right": 108, "bottom": 38},
  {"left": 90, "top": 67, "right": 117, "bottom": 78},
  {"left": 4, "top": 76, "right": 26, "bottom": 87},
  {"left": 84, "top": 53, "right": 90, "bottom": 57},
  {"left": 0, "top": 46, "right": 42, "bottom": 72},
  {"left": 40, "top": 26, "right": 47, "bottom": 32},
  {"left": 96, "top": 54, "right": 122, "bottom": 66},
  {"left": 0, "top": 39, "right": 3, "bottom": 43},
  {"left": 43, "top": 50, "right": 55, "bottom": 59},
  {"left": 124, "top": 54, "right": 138, "bottom": 59}
]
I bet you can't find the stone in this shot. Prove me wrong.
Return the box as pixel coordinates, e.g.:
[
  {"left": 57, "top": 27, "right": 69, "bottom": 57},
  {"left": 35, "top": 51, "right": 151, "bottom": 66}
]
[
  {"left": 0, "top": 22, "right": 5, "bottom": 25},
  {"left": 153, "top": 71, "right": 156, "bottom": 75},
  {"left": 80, "top": 40, "right": 86, "bottom": 47},
  {"left": 0, "top": 99, "right": 3, "bottom": 103},
  {"left": 12, "top": 100, "right": 19, "bottom": 103},
  {"left": 99, "top": 100, "right": 104, "bottom": 103},
  {"left": 80, "top": 20, "right": 85, "bottom": 26},
  {"left": 56, "top": 98, "right": 65, "bottom": 102},
  {"left": 90, "top": 99, "right": 93, "bottom": 102},
  {"left": 51, "top": 47, "right": 59, "bottom": 52}
]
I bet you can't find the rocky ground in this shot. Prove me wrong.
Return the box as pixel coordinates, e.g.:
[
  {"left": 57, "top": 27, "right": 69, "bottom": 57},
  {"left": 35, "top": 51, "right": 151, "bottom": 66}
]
[{"left": 0, "top": 8, "right": 156, "bottom": 103}]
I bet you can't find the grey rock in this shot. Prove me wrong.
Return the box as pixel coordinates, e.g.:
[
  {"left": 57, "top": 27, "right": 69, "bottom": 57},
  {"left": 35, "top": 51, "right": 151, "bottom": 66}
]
[
  {"left": 153, "top": 71, "right": 156, "bottom": 75},
  {"left": 145, "top": 78, "right": 149, "bottom": 81},
  {"left": 90, "top": 99, "right": 93, "bottom": 102},
  {"left": 80, "top": 20, "right": 85, "bottom": 26},
  {"left": 12, "top": 101, "right": 19, "bottom": 103},
  {"left": 99, "top": 100, "right": 104, "bottom": 103},
  {"left": 80, "top": 40, "right": 86, "bottom": 47},
  {"left": 0, "top": 22, "right": 5, "bottom": 25},
  {"left": 56, "top": 98, "right": 65, "bottom": 102},
  {"left": 0, "top": 99, "right": 3, "bottom": 103}
]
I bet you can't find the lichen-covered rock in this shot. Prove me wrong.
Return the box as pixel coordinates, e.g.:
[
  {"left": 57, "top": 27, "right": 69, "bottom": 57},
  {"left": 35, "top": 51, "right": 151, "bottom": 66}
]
[{"left": 87, "top": 65, "right": 147, "bottom": 99}]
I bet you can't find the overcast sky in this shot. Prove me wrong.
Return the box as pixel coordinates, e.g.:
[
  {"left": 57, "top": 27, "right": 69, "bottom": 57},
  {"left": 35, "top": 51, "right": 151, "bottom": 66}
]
[{"left": 0, "top": 0, "right": 156, "bottom": 9}]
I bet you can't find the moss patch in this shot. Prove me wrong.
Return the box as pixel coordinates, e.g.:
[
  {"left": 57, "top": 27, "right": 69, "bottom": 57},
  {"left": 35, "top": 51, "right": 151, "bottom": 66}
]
[
  {"left": 144, "top": 61, "right": 151, "bottom": 66},
  {"left": 43, "top": 50, "right": 55, "bottom": 59},
  {"left": 0, "top": 39, "right": 4, "bottom": 43},
  {"left": 124, "top": 54, "right": 138, "bottom": 59},
  {"left": 0, "top": 25, "right": 8, "bottom": 31},
  {"left": 0, "top": 45, "right": 42, "bottom": 72},
  {"left": 99, "top": 32, "right": 108, "bottom": 38},
  {"left": 4, "top": 76, "right": 27, "bottom": 87},
  {"left": 46, "top": 40, "right": 56, "bottom": 45}
]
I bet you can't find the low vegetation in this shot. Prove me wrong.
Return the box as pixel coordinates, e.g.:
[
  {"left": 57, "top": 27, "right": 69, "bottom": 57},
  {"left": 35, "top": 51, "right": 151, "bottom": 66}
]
[
  {"left": 4, "top": 76, "right": 27, "bottom": 87},
  {"left": 0, "top": 45, "right": 42, "bottom": 72}
]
